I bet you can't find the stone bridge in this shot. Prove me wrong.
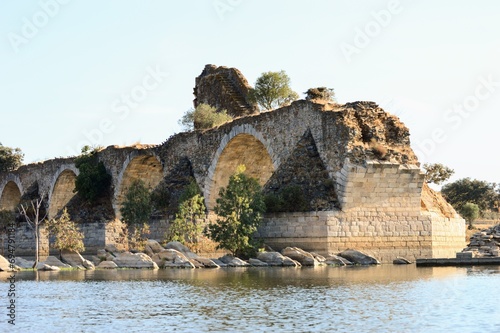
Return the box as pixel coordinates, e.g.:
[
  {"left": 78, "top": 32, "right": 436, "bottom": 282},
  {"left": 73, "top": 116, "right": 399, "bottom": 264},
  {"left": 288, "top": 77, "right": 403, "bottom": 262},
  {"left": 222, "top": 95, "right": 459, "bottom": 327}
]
[{"left": 0, "top": 100, "right": 465, "bottom": 262}]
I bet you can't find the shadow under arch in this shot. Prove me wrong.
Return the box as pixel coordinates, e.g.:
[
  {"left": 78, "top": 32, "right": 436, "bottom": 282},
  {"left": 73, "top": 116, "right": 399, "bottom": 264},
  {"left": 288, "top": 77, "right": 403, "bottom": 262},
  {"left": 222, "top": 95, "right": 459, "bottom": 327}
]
[
  {"left": 114, "top": 153, "right": 164, "bottom": 219},
  {"left": 206, "top": 133, "right": 275, "bottom": 210},
  {"left": 48, "top": 168, "right": 78, "bottom": 219},
  {"left": 0, "top": 178, "right": 22, "bottom": 211}
]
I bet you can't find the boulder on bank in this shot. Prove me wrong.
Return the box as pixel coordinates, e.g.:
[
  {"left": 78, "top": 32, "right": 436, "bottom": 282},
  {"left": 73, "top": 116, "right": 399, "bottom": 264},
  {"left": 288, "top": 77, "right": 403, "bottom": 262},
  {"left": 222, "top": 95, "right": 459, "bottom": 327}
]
[
  {"left": 15, "top": 257, "right": 35, "bottom": 269},
  {"left": 0, "top": 255, "right": 15, "bottom": 271},
  {"left": 462, "top": 224, "right": 500, "bottom": 257},
  {"left": 249, "top": 258, "right": 268, "bottom": 267},
  {"left": 61, "top": 250, "right": 87, "bottom": 269},
  {"left": 97, "top": 260, "right": 118, "bottom": 269},
  {"left": 191, "top": 257, "right": 220, "bottom": 268},
  {"left": 324, "top": 254, "right": 352, "bottom": 266},
  {"left": 36, "top": 263, "right": 60, "bottom": 271},
  {"left": 338, "top": 249, "right": 380, "bottom": 265},
  {"left": 154, "top": 249, "right": 195, "bottom": 268},
  {"left": 256, "top": 251, "right": 301, "bottom": 267},
  {"left": 43, "top": 256, "right": 72, "bottom": 269},
  {"left": 165, "top": 241, "right": 199, "bottom": 259},
  {"left": 216, "top": 254, "right": 249, "bottom": 267},
  {"left": 393, "top": 257, "right": 412, "bottom": 265},
  {"left": 144, "top": 240, "right": 165, "bottom": 257},
  {"left": 281, "top": 247, "right": 319, "bottom": 266},
  {"left": 113, "top": 252, "right": 159, "bottom": 269}
]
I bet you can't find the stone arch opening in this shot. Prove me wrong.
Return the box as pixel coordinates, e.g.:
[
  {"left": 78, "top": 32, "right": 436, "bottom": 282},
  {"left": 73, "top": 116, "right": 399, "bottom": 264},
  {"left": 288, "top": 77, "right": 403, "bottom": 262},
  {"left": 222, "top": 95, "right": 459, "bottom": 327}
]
[
  {"left": 0, "top": 181, "right": 22, "bottom": 211},
  {"left": 207, "top": 133, "right": 275, "bottom": 210},
  {"left": 48, "top": 169, "right": 77, "bottom": 219},
  {"left": 114, "top": 155, "right": 163, "bottom": 219}
]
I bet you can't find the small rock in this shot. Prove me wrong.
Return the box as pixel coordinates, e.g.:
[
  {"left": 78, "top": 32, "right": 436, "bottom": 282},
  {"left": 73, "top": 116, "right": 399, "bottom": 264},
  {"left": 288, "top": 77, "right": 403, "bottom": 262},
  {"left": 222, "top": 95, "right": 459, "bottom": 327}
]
[
  {"left": 281, "top": 247, "right": 319, "bottom": 266},
  {"left": 193, "top": 257, "right": 220, "bottom": 268},
  {"left": 113, "top": 252, "right": 159, "bottom": 269},
  {"left": 249, "top": 258, "right": 268, "bottom": 267},
  {"left": 218, "top": 254, "right": 235, "bottom": 265},
  {"left": 393, "top": 257, "right": 412, "bottom": 265},
  {"left": 43, "top": 256, "right": 72, "bottom": 268},
  {"left": 228, "top": 257, "right": 250, "bottom": 267},
  {"left": 145, "top": 240, "right": 165, "bottom": 254},
  {"left": 256, "top": 251, "right": 300, "bottom": 267},
  {"left": 338, "top": 249, "right": 380, "bottom": 265},
  {"left": 324, "top": 254, "right": 351, "bottom": 266},
  {"left": 0, "top": 255, "right": 14, "bottom": 271},
  {"left": 97, "top": 261, "right": 118, "bottom": 269},
  {"left": 211, "top": 259, "right": 227, "bottom": 267},
  {"left": 15, "top": 257, "right": 35, "bottom": 269},
  {"left": 36, "top": 263, "right": 60, "bottom": 271},
  {"left": 158, "top": 249, "right": 195, "bottom": 268},
  {"left": 61, "top": 250, "right": 88, "bottom": 268},
  {"left": 104, "top": 244, "right": 120, "bottom": 255}
]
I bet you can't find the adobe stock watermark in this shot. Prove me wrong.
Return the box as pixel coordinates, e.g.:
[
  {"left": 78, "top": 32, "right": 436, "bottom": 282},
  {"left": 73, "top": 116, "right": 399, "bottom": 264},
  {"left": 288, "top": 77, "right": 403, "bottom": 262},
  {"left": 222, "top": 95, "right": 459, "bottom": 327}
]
[
  {"left": 213, "top": 0, "right": 243, "bottom": 21},
  {"left": 414, "top": 74, "right": 499, "bottom": 159},
  {"left": 7, "top": 0, "right": 72, "bottom": 54},
  {"left": 339, "top": 0, "right": 403, "bottom": 64},
  {"left": 65, "top": 65, "right": 169, "bottom": 157}
]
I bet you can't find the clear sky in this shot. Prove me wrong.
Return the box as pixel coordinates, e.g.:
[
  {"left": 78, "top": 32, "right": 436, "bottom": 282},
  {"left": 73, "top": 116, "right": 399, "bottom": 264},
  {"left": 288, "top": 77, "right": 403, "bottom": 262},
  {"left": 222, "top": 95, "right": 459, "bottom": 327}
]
[{"left": 1, "top": 0, "right": 499, "bottom": 188}]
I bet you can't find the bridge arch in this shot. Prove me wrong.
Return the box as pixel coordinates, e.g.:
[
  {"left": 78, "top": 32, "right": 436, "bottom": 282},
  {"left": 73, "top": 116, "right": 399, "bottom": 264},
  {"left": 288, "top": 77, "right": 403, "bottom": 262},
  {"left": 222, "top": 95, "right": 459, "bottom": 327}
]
[
  {"left": 0, "top": 175, "right": 23, "bottom": 211},
  {"left": 205, "top": 125, "right": 277, "bottom": 210},
  {"left": 48, "top": 164, "right": 79, "bottom": 219},
  {"left": 114, "top": 152, "right": 164, "bottom": 219}
]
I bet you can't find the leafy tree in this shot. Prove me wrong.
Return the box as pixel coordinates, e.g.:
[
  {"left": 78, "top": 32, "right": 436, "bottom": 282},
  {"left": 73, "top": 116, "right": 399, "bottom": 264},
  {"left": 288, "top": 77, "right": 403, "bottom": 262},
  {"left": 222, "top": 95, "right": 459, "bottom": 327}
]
[
  {"left": 305, "top": 87, "right": 336, "bottom": 103},
  {"left": 46, "top": 208, "right": 84, "bottom": 253},
  {"left": 165, "top": 180, "right": 206, "bottom": 248},
  {"left": 120, "top": 179, "right": 152, "bottom": 227},
  {"left": 248, "top": 70, "right": 299, "bottom": 111},
  {"left": 0, "top": 143, "right": 24, "bottom": 172},
  {"left": 74, "top": 146, "right": 111, "bottom": 203},
  {"left": 460, "top": 202, "right": 479, "bottom": 230},
  {"left": 206, "top": 165, "right": 266, "bottom": 257},
  {"left": 179, "top": 103, "right": 233, "bottom": 131},
  {"left": 120, "top": 179, "right": 152, "bottom": 251},
  {"left": 423, "top": 163, "right": 454, "bottom": 185},
  {"left": 441, "top": 178, "right": 498, "bottom": 212}
]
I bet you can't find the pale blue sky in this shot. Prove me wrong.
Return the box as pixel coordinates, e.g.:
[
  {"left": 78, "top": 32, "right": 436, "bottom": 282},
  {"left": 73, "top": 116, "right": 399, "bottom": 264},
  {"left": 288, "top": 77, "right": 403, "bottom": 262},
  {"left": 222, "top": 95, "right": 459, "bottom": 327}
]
[{"left": 1, "top": 0, "right": 499, "bottom": 188}]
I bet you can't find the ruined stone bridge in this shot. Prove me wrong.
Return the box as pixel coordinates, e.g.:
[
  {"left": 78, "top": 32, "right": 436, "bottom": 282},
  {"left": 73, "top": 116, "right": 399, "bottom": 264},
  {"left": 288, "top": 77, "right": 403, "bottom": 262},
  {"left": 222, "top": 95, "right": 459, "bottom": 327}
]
[{"left": 0, "top": 100, "right": 466, "bottom": 262}]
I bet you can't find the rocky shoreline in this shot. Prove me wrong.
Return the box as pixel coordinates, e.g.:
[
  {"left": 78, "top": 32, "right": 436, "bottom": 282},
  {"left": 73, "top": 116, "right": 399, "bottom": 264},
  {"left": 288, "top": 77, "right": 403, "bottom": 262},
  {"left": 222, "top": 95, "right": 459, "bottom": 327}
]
[{"left": 0, "top": 241, "right": 394, "bottom": 272}]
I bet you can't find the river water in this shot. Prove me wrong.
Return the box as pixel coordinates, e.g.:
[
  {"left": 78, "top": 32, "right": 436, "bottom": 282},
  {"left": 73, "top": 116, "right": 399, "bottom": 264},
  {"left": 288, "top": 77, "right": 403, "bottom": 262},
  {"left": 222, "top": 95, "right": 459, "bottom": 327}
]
[{"left": 1, "top": 265, "right": 499, "bottom": 333}]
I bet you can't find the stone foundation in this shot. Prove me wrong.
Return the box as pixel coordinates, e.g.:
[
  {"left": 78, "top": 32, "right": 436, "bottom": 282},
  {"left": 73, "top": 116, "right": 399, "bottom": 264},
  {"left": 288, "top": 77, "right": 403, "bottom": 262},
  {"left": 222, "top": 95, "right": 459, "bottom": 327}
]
[{"left": 257, "top": 210, "right": 465, "bottom": 263}]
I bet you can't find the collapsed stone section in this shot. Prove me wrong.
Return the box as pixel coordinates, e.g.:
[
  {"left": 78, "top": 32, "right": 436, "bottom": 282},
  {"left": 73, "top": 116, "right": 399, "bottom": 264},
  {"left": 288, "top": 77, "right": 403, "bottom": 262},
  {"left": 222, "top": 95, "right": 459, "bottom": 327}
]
[{"left": 194, "top": 64, "right": 259, "bottom": 118}]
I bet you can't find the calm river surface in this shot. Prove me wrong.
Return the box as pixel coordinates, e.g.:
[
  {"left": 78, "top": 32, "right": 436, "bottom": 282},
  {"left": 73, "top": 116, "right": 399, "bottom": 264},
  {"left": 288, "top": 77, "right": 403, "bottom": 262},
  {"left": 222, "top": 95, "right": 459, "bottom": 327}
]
[{"left": 1, "top": 265, "right": 499, "bottom": 333}]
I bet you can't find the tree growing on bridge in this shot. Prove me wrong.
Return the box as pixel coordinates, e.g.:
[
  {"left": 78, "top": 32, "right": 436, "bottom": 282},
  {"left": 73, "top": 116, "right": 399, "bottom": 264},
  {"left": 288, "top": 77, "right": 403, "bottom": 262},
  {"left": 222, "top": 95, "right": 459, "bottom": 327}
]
[
  {"left": 120, "top": 179, "right": 152, "bottom": 251},
  {"left": 74, "top": 146, "right": 111, "bottom": 203},
  {"left": 18, "top": 195, "right": 48, "bottom": 268},
  {"left": 179, "top": 103, "right": 233, "bottom": 131},
  {"left": 46, "top": 208, "right": 85, "bottom": 253},
  {"left": 0, "top": 143, "right": 24, "bottom": 172},
  {"left": 423, "top": 163, "right": 454, "bottom": 185},
  {"left": 206, "top": 165, "right": 266, "bottom": 257},
  {"left": 248, "top": 70, "right": 299, "bottom": 111}
]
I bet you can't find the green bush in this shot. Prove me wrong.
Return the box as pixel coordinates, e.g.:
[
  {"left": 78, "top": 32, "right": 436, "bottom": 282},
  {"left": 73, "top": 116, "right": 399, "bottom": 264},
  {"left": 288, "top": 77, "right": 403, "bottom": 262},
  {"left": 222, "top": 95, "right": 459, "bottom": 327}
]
[
  {"left": 74, "top": 146, "right": 111, "bottom": 203},
  {"left": 264, "top": 185, "right": 308, "bottom": 213},
  {"left": 179, "top": 103, "right": 233, "bottom": 131},
  {"left": 46, "top": 208, "right": 85, "bottom": 253}
]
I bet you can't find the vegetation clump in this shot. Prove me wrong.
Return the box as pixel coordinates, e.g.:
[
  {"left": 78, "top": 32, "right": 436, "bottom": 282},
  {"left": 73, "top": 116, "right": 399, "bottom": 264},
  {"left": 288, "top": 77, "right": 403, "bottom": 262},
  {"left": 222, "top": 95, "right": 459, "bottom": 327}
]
[
  {"left": 0, "top": 143, "right": 23, "bottom": 172},
  {"left": 180, "top": 103, "right": 233, "bottom": 131},
  {"left": 423, "top": 163, "right": 454, "bottom": 185},
  {"left": 74, "top": 146, "right": 111, "bottom": 203},
  {"left": 264, "top": 185, "right": 308, "bottom": 213},
  {"left": 165, "top": 180, "right": 206, "bottom": 251},
  {"left": 460, "top": 202, "right": 480, "bottom": 230},
  {"left": 47, "top": 208, "right": 85, "bottom": 253},
  {"left": 248, "top": 70, "right": 299, "bottom": 111},
  {"left": 206, "top": 165, "right": 265, "bottom": 257},
  {"left": 120, "top": 179, "right": 153, "bottom": 251}
]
